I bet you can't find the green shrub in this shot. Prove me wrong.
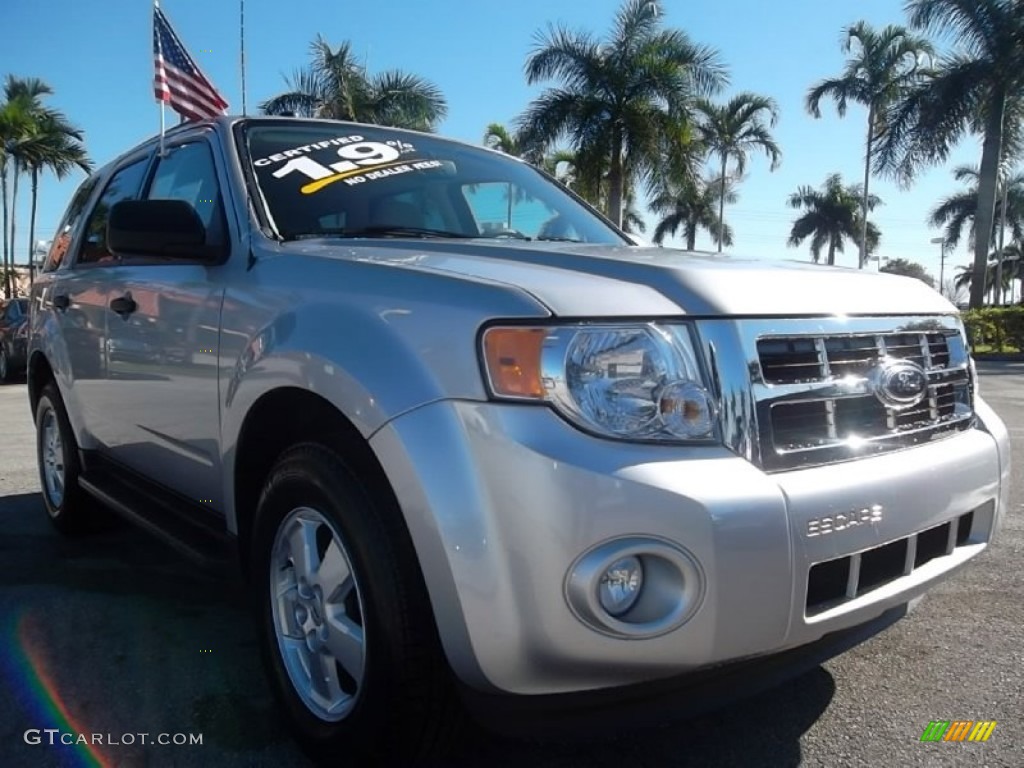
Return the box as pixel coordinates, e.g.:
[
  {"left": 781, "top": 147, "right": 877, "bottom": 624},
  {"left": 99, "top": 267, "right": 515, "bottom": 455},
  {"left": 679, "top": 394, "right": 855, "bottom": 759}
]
[{"left": 961, "top": 306, "right": 1024, "bottom": 353}]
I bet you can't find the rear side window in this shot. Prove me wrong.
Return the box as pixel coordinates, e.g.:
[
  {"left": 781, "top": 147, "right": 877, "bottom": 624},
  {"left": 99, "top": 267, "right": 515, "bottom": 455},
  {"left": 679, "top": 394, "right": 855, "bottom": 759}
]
[
  {"left": 77, "top": 158, "right": 150, "bottom": 265},
  {"left": 44, "top": 176, "right": 100, "bottom": 272}
]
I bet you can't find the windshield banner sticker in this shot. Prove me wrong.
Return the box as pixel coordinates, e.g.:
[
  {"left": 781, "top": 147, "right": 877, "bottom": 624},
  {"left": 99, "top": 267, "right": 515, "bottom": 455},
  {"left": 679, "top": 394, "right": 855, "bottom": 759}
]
[{"left": 252, "top": 135, "right": 443, "bottom": 194}]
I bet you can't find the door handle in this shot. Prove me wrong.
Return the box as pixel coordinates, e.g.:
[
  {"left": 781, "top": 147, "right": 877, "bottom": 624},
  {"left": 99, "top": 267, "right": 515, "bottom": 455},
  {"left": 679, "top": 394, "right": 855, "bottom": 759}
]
[
  {"left": 53, "top": 293, "right": 70, "bottom": 311},
  {"left": 109, "top": 294, "right": 138, "bottom": 317}
]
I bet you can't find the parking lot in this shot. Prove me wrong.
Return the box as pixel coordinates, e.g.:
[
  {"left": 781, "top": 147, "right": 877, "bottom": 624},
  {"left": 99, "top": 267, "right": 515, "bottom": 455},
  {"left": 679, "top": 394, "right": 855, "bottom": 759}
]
[{"left": 0, "top": 364, "right": 1020, "bottom": 767}]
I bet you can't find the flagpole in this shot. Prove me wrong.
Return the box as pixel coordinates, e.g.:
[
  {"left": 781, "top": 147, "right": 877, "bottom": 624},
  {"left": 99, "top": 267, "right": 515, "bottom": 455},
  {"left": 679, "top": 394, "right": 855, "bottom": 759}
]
[
  {"left": 240, "top": 0, "right": 247, "bottom": 115},
  {"left": 156, "top": 0, "right": 165, "bottom": 156},
  {"left": 154, "top": 0, "right": 230, "bottom": 126}
]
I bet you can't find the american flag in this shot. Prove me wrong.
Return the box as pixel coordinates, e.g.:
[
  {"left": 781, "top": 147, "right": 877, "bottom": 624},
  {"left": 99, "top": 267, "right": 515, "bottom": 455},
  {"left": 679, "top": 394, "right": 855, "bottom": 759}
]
[{"left": 153, "top": 5, "right": 229, "bottom": 121}]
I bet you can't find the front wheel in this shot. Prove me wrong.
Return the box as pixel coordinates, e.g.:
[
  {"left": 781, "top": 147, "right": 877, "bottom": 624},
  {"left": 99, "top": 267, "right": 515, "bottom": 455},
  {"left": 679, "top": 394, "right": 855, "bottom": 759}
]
[
  {"left": 35, "top": 383, "right": 108, "bottom": 534},
  {"left": 251, "top": 443, "right": 460, "bottom": 765}
]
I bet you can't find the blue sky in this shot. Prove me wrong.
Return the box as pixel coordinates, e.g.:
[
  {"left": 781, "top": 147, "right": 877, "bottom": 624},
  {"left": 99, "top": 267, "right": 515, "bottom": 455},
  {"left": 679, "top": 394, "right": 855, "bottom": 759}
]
[{"left": 3, "top": 0, "right": 984, "bottom": 285}]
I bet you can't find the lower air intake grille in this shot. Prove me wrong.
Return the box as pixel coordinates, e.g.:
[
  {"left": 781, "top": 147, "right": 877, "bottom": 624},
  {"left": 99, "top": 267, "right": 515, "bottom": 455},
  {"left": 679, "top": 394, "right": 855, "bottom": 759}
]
[{"left": 806, "top": 510, "right": 976, "bottom": 616}]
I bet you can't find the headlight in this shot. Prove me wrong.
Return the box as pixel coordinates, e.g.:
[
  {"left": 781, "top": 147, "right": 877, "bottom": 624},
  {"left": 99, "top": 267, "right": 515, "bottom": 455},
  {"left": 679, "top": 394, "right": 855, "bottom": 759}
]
[{"left": 481, "top": 322, "right": 718, "bottom": 442}]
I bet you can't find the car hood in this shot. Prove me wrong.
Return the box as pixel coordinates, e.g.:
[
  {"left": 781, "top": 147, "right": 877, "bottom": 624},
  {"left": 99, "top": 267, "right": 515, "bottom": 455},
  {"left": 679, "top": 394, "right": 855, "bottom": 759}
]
[{"left": 282, "top": 240, "right": 956, "bottom": 317}]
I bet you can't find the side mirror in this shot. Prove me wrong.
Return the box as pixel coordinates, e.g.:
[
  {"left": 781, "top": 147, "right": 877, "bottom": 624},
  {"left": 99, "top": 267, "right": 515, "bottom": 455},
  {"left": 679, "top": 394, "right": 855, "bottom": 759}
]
[{"left": 108, "top": 199, "right": 222, "bottom": 260}]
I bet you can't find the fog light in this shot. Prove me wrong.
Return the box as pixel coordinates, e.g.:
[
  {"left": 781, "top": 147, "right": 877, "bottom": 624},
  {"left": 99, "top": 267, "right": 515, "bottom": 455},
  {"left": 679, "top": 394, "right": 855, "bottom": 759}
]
[{"left": 598, "top": 556, "right": 643, "bottom": 616}]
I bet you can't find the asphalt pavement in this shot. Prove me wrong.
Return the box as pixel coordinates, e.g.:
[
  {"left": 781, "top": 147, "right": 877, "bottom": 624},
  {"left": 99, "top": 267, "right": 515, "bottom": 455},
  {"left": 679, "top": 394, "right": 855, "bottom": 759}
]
[{"left": 0, "top": 365, "right": 1020, "bottom": 767}]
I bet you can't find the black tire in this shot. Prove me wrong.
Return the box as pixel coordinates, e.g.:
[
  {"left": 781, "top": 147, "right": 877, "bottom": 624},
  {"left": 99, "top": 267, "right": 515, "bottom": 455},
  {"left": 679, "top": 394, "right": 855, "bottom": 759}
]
[
  {"left": 35, "top": 382, "right": 109, "bottom": 535},
  {"left": 251, "top": 443, "right": 461, "bottom": 766}
]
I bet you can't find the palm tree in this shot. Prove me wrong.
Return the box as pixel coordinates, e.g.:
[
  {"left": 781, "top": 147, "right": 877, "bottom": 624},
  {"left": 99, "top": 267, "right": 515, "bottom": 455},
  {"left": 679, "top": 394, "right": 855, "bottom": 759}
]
[
  {"left": 261, "top": 36, "right": 447, "bottom": 131},
  {"left": 954, "top": 242, "right": 1023, "bottom": 301},
  {"left": 621, "top": 187, "right": 646, "bottom": 235},
  {"left": 650, "top": 174, "right": 735, "bottom": 249},
  {"left": 873, "top": 0, "right": 1024, "bottom": 309},
  {"left": 1001, "top": 241, "right": 1024, "bottom": 302},
  {"left": 1, "top": 78, "right": 47, "bottom": 297},
  {"left": 1, "top": 77, "right": 89, "bottom": 298},
  {"left": 554, "top": 144, "right": 612, "bottom": 208},
  {"left": 482, "top": 123, "right": 523, "bottom": 157},
  {"left": 0, "top": 102, "right": 26, "bottom": 296},
  {"left": 929, "top": 165, "right": 1024, "bottom": 250},
  {"left": 541, "top": 148, "right": 579, "bottom": 188},
  {"left": 695, "top": 93, "right": 781, "bottom": 251},
  {"left": 20, "top": 112, "right": 92, "bottom": 287},
  {"left": 481, "top": 123, "right": 528, "bottom": 229},
  {"left": 806, "top": 21, "right": 933, "bottom": 269},
  {"left": 1001, "top": 93, "right": 1024, "bottom": 165},
  {"left": 516, "top": 0, "right": 727, "bottom": 227},
  {"left": 788, "top": 173, "right": 882, "bottom": 265}
]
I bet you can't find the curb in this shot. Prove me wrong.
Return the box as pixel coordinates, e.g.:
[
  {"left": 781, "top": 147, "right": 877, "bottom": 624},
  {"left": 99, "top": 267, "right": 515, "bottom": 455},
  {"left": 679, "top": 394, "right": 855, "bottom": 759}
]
[{"left": 972, "top": 354, "right": 1024, "bottom": 362}]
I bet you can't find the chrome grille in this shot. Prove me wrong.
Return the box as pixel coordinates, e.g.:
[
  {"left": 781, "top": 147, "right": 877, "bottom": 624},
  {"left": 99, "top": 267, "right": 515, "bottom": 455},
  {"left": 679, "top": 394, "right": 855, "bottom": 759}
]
[
  {"left": 768, "top": 381, "right": 972, "bottom": 455},
  {"left": 731, "top": 318, "right": 975, "bottom": 472},
  {"left": 758, "top": 331, "right": 954, "bottom": 384}
]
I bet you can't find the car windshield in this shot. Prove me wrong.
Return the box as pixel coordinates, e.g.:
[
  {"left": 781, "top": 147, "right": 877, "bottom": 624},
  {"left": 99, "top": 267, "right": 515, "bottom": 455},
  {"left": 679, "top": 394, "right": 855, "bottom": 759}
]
[{"left": 241, "top": 121, "right": 627, "bottom": 245}]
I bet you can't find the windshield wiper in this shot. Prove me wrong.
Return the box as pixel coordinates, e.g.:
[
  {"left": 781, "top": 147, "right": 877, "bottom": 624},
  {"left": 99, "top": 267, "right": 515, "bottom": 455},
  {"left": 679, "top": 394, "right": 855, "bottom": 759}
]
[
  {"left": 534, "top": 235, "right": 582, "bottom": 242},
  {"left": 282, "top": 226, "right": 475, "bottom": 242},
  {"left": 479, "top": 231, "right": 532, "bottom": 240}
]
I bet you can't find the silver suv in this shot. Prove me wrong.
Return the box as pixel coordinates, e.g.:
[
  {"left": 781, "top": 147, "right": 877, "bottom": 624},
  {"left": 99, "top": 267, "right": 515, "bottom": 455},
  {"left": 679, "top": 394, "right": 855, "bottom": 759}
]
[{"left": 28, "top": 117, "right": 1010, "bottom": 764}]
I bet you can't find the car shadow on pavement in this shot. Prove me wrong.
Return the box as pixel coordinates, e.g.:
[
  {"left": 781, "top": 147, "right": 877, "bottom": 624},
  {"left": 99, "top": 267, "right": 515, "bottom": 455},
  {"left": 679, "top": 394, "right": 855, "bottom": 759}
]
[
  {"left": 445, "top": 667, "right": 834, "bottom": 767},
  {"left": 0, "top": 491, "right": 307, "bottom": 768},
  {"left": 0, "top": 490, "right": 834, "bottom": 768}
]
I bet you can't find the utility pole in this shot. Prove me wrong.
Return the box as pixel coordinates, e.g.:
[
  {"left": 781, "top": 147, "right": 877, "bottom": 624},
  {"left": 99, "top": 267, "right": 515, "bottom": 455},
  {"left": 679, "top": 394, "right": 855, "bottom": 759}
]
[{"left": 931, "top": 237, "right": 947, "bottom": 291}]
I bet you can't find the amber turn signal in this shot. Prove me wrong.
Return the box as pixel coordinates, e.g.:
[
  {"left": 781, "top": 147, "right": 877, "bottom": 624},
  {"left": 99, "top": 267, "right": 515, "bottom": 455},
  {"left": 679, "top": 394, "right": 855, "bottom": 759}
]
[{"left": 482, "top": 327, "right": 547, "bottom": 398}]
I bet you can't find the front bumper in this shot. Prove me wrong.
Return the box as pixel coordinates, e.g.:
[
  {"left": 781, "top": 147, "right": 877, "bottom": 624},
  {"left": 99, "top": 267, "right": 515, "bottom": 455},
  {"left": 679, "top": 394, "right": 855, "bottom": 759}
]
[
  {"left": 462, "top": 603, "right": 908, "bottom": 736},
  {"left": 370, "top": 396, "right": 1009, "bottom": 696}
]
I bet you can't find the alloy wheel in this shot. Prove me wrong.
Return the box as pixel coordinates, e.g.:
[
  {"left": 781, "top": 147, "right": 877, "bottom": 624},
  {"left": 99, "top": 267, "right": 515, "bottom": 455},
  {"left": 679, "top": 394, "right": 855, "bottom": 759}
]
[
  {"left": 270, "top": 506, "right": 366, "bottom": 722},
  {"left": 41, "top": 407, "right": 66, "bottom": 509}
]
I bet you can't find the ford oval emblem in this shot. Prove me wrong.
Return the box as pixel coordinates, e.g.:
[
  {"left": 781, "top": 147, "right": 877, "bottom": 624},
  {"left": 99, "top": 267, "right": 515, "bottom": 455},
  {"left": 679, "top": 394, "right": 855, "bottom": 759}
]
[{"left": 869, "top": 358, "right": 929, "bottom": 409}]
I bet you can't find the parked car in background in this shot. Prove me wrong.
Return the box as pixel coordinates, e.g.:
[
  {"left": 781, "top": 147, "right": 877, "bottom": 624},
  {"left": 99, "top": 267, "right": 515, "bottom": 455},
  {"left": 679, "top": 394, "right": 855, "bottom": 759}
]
[
  {"left": 26, "top": 116, "right": 1011, "bottom": 765},
  {"left": 0, "top": 297, "right": 30, "bottom": 383}
]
